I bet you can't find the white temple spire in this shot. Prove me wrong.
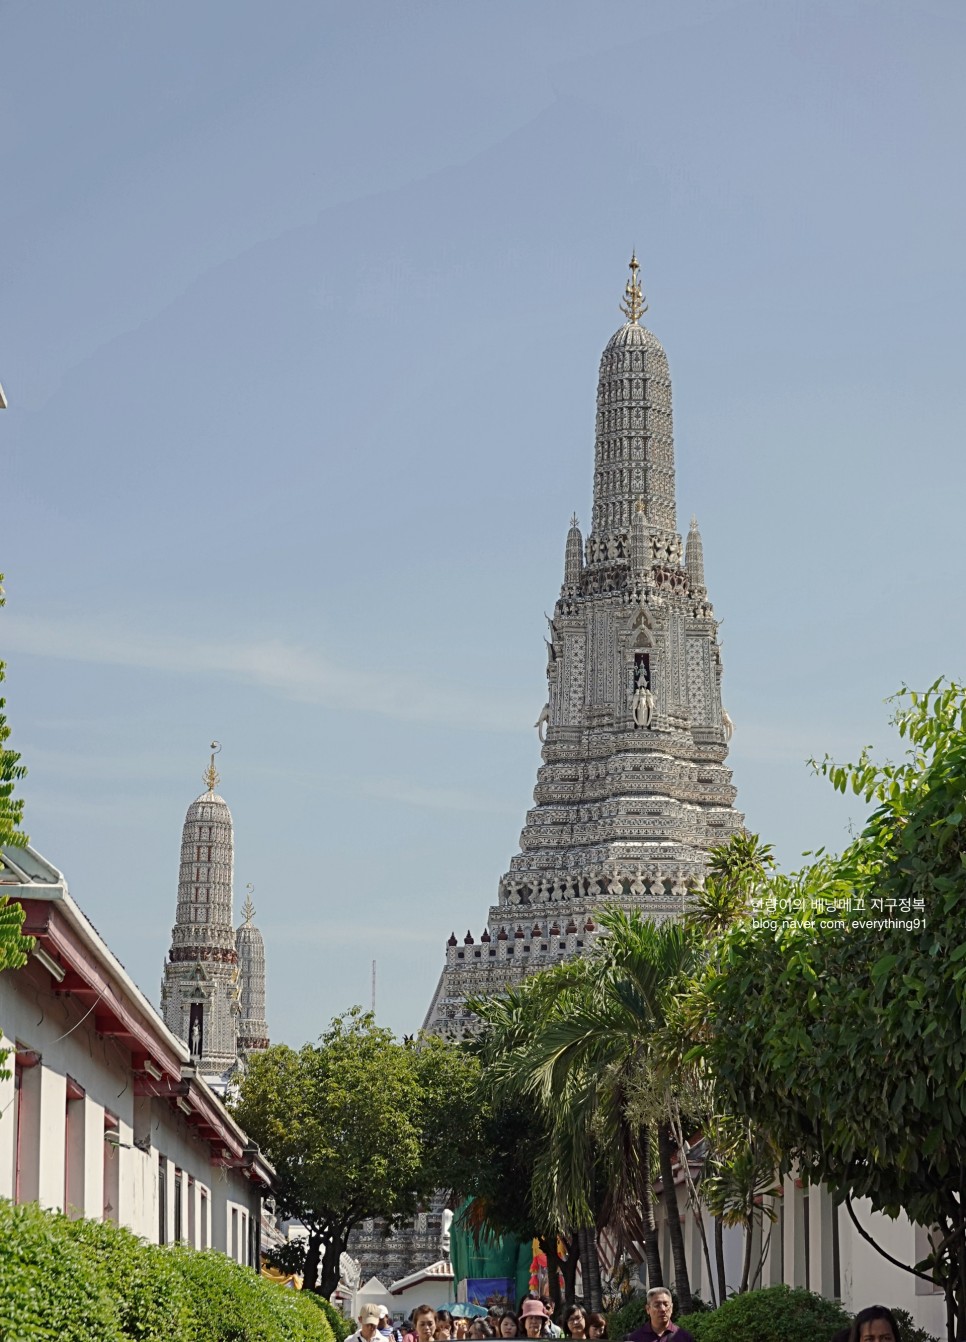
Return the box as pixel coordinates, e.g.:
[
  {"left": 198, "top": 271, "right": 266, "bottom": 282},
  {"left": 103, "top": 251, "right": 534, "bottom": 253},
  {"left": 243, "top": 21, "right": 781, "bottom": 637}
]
[{"left": 685, "top": 515, "right": 706, "bottom": 590}]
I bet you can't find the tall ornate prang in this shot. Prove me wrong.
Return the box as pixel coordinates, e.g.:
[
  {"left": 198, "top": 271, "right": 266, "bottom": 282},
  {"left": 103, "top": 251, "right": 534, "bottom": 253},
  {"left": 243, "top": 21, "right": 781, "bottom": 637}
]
[
  {"left": 423, "top": 259, "right": 743, "bottom": 1035},
  {"left": 236, "top": 886, "right": 269, "bottom": 1056},
  {"left": 161, "top": 743, "right": 241, "bottom": 1076}
]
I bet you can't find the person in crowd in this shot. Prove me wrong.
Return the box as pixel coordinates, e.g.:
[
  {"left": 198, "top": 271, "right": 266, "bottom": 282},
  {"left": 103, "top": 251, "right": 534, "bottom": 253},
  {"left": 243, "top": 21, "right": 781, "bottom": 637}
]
[
  {"left": 625, "top": 1288, "right": 694, "bottom": 1342},
  {"left": 453, "top": 1318, "right": 470, "bottom": 1341},
  {"left": 348, "top": 1305, "right": 385, "bottom": 1342},
  {"left": 586, "top": 1313, "right": 607, "bottom": 1339},
  {"left": 498, "top": 1313, "right": 519, "bottom": 1338},
  {"left": 850, "top": 1307, "right": 901, "bottom": 1342},
  {"left": 521, "top": 1293, "right": 562, "bottom": 1338},
  {"left": 470, "top": 1322, "right": 496, "bottom": 1341},
  {"left": 435, "top": 1311, "right": 454, "bottom": 1341},
  {"left": 521, "top": 1300, "right": 551, "bottom": 1340},
  {"left": 563, "top": 1306, "right": 587, "bottom": 1339},
  {"left": 378, "top": 1307, "right": 400, "bottom": 1342},
  {"left": 407, "top": 1307, "right": 438, "bottom": 1342}
]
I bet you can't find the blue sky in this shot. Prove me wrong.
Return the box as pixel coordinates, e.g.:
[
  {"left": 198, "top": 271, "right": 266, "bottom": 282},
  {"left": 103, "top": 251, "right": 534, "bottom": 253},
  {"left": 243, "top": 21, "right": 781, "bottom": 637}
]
[{"left": 3, "top": 0, "right": 964, "bottom": 1043}]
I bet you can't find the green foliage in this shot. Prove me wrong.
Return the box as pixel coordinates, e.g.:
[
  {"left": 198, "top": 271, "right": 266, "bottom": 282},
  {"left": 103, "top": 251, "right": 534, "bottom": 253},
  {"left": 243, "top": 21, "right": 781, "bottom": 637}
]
[
  {"left": 66, "top": 1216, "right": 193, "bottom": 1340},
  {"left": 301, "top": 1291, "right": 354, "bottom": 1342},
  {"left": 685, "top": 833, "right": 776, "bottom": 939},
  {"left": 0, "top": 573, "right": 33, "bottom": 1084},
  {"left": 0, "top": 1200, "right": 118, "bottom": 1341},
  {"left": 682, "top": 1285, "right": 849, "bottom": 1342},
  {"left": 233, "top": 1009, "right": 480, "bottom": 1294},
  {"left": 891, "top": 1305, "right": 941, "bottom": 1342},
  {"left": 0, "top": 572, "right": 28, "bottom": 859},
  {"left": 703, "top": 682, "right": 966, "bottom": 1331},
  {"left": 605, "top": 1292, "right": 650, "bottom": 1339},
  {"left": 0, "top": 1198, "right": 334, "bottom": 1341}
]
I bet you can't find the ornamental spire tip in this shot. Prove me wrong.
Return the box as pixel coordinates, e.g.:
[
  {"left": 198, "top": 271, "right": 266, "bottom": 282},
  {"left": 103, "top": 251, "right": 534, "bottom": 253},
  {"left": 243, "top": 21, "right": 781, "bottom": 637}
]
[
  {"left": 242, "top": 883, "right": 255, "bottom": 925},
  {"left": 203, "top": 741, "right": 221, "bottom": 793},
  {"left": 619, "top": 251, "right": 647, "bottom": 323}
]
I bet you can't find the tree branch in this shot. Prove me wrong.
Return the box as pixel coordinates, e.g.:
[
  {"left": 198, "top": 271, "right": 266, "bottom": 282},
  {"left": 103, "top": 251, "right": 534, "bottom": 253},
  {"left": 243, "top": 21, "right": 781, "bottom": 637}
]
[{"left": 844, "top": 1194, "right": 936, "bottom": 1284}]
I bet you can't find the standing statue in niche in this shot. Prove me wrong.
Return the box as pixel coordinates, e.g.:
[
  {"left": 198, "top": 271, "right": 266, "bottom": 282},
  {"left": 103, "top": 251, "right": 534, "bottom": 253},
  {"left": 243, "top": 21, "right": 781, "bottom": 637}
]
[
  {"left": 189, "top": 1019, "right": 201, "bottom": 1057},
  {"left": 722, "top": 708, "right": 735, "bottom": 741},
  {"left": 534, "top": 704, "right": 550, "bottom": 742},
  {"left": 632, "top": 664, "right": 655, "bottom": 729}
]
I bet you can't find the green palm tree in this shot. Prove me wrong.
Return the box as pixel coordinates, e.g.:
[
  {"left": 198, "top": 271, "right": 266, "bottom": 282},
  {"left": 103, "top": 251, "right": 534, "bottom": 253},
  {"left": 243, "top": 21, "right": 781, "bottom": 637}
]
[
  {"left": 474, "top": 911, "right": 704, "bottom": 1314},
  {"left": 685, "top": 833, "right": 776, "bottom": 939}
]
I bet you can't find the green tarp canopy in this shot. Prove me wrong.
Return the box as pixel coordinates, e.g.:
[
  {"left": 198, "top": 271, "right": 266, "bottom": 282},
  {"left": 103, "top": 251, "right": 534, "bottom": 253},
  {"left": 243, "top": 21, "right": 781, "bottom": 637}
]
[{"left": 448, "top": 1204, "right": 532, "bottom": 1307}]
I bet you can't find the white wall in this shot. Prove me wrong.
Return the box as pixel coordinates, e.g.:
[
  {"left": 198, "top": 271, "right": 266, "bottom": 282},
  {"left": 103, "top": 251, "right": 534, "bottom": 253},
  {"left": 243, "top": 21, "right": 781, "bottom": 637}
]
[
  {"left": 648, "top": 1168, "right": 947, "bottom": 1336},
  {"left": 0, "top": 958, "right": 260, "bottom": 1257}
]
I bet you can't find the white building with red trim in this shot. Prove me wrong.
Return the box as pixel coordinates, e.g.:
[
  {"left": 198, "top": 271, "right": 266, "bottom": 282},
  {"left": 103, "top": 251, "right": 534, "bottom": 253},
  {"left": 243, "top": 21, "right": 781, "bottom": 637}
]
[{"left": 0, "top": 843, "right": 274, "bottom": 1262}]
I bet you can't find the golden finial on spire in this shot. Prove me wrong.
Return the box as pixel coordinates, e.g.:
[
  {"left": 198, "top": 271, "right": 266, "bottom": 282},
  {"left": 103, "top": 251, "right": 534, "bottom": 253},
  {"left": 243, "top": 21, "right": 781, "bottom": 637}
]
[
  {"left": 619, "top": 251, "right": 648, "bottom": 323},
  {"left": 242, "top": 883, "right": 255, "bottom": 926},
  {"left": 203, "top": 740, "right": 221, "bottom": 793}
]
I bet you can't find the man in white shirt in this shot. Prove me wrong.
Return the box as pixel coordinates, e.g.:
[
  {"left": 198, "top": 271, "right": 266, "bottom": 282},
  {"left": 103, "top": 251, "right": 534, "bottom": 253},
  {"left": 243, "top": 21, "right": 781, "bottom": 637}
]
[{"left": 347, "top": 1304, "right": 385, "bottom": 1342}]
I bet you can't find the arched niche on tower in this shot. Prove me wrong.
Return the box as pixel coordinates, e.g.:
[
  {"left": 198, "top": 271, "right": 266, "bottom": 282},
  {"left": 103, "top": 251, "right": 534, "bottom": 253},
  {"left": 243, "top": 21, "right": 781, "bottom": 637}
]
[{"left": 619, "top": 596, "right": 655, "bottom": 721}]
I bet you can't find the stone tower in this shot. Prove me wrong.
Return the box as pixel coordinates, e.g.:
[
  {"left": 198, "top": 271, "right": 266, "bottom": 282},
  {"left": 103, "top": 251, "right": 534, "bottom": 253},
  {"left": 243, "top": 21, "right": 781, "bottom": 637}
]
[
  {"left": 424, "top": 257, "right": 743, "bottom": 1034},
  {"left": 161, "top": 745, "right": 241, "bottom": 1076},
  {"left": 235, "top": 891, "right": 269, "bottom": 1057}
]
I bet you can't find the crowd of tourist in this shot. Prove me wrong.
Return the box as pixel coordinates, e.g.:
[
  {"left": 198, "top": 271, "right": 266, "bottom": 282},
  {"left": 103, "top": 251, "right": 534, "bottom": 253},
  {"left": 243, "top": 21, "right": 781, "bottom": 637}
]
[
  {"left": 348, "top": 1298, "right": 608, "bottom": 1342},
  {"left": 348, "top": 1292, "right": 904, "bottom": 1342}
]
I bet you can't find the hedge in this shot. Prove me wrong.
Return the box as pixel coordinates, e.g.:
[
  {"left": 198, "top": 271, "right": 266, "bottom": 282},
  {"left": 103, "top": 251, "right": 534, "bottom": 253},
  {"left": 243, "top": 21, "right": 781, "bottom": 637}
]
[
  {"left": 682, "top": 1285, "right": 850, "bottom": 1341},
  {"left": 0, "top": 1199, "right": 335, "bottom": 1342},
  {"left": 302, "top": 1293, "right": 355, "bottom": 1342},
  {"left": 611, "top": 1285, "right": 938, "bottom": 1342}
]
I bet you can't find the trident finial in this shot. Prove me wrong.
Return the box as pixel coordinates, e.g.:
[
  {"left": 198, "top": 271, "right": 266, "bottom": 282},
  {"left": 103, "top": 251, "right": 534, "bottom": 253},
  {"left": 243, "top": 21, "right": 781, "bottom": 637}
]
[
  {"left": 619, "top": 251, "right": 647, "bottom": 323},
  {"left": 619, "top": 252, "right": 649, "bottom": 324},
  {"left": 242, "top": 883, "right": 255, "bottom": 925},
  {"left": 570, "top": 512, "right": 579, "bottom": 529},
  {"left": 203, "top": 741, "right": 221, "bottom": 792}
]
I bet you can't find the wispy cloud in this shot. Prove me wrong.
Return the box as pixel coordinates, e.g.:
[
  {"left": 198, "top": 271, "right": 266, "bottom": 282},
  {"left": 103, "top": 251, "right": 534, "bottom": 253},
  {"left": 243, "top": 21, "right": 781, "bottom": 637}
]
[
  {"left": 3, "top": 614, "right": 528, "bottom": 732},
  {"left": 359, "top": 777, "right": 518, "bottom": 815}
]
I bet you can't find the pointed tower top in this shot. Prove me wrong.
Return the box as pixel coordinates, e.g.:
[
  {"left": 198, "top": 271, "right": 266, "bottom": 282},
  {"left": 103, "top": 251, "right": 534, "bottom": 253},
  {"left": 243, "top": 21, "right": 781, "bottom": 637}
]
[
  {"left": 619, "top": 252, "right": 648, "bottom": 324},
  {"left": 685, "top": 515, "right": 706, "bottom": 589},
  {"left": 203, "top": 741, "right": 222, "bottom": 793},
  {"left": 570, "top": 512, "right": 580, "bottom": 530},
  {"left": 242, "top": 883, "right": 255, "bottom": 926}
]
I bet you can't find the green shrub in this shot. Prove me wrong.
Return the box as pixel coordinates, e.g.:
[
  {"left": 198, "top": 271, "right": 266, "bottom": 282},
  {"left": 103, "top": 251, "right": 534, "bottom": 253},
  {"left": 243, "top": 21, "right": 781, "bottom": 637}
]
[
  {"left": 66, "top": 1216, "right": 195, "bottom": 1341},
  {"left": 0, "top": 1200, "right": 120, "bottom": 1341},
  {"left": 302, "top": 1292, "right": 354, "bottom": 1342},
  {"left": 607, "top": 1291, "right": 650, "bottom": 1339},
  {"left": 891, "top": 1306, "right": 940, "bottom": 1342},
  {"left": 171, "top": 1244, "right": 336, "bottom": 1341},
  {"left": 683, "top": 1285, "right": 850, "bottom": 1342},
  {"left": 0, "top": 1197, "right": 335, "bottom": 1342}
]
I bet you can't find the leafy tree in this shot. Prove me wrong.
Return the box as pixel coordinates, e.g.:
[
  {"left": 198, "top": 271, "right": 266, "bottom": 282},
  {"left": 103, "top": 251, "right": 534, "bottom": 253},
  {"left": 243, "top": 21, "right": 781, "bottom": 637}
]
[
  {"left": 0, "top": 573, "right": 28, "bottom": 862},
  {"left": 702, "top": 682, "right": 966, "bottom": 1341},
  {"left": 680, "top": 832, "right": 780, "bottom": 1299},
  {"left": 684, "top": 832, "right": 775, "bottom": 939},
  {"left": 471, "top": 916, "right": 709, "bottom": 1313},
  {"left": 0, "top": 572, "right": 32, "bottom": 1087},
  {"left": 233, "top": 1009, "right": 478, "bottom": 1297}
]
